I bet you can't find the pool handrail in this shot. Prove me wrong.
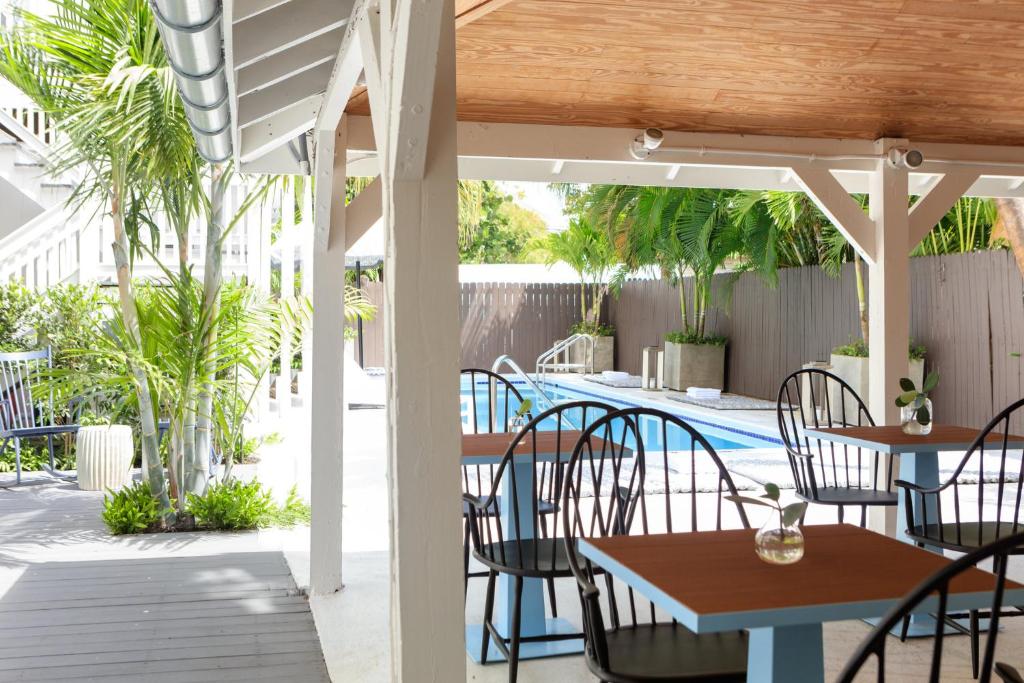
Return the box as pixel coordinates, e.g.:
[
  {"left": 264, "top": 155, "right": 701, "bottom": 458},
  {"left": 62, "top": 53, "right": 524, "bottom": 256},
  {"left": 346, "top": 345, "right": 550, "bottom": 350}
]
[
  {"left": 490, "top": 354, "right": 580, "bottom": 430},
  {"left": 535, "top": 333, "right": 594, "bottom": 389}
]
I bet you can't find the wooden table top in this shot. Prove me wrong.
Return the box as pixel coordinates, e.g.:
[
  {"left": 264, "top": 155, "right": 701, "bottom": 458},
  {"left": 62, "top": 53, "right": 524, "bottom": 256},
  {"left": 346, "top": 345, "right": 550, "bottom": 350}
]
[
  {"left": 803, "top": 424, "right": 1024, "bottom": 454},
  {"left": 579, "top": 524, "right": 1024, "bottom": 633},
  {"left": 462, "top": 430, "right": 624, "bottom": 464}
]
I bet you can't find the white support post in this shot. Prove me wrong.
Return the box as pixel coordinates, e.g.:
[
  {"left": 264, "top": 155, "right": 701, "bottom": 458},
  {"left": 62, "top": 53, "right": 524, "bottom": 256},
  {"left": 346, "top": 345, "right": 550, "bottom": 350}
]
[
  {"left": 309, "top": 120, "right": 348, "bottom": 595},
  {"left": 791, "top": 163, "right": 876, "bottom": 262},
  {"left": 375, "top": 0, "right": 465, "bottom": 679},
  {"left": 866, "top": 157, "right": 911, "bottom": 535},
  {"left": 299, "top": 181, "right": 315, "bottom": 411},
  {"left": 279, "top": 185, "right": 296, "bottom": 418},
  {"left": 908, "top": 169, "right": 980, "bottom": 248}
]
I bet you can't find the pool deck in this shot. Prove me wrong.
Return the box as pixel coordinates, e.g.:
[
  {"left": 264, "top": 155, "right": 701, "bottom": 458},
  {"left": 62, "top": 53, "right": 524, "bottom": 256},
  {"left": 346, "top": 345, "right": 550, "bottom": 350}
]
[{"left": 543, "top": 373, "right": 782, "bottom": 448}]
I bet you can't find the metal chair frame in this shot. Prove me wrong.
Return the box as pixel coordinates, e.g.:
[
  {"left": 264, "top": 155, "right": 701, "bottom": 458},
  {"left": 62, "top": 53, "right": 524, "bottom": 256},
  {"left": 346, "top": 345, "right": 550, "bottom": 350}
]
[
  {"left": 777, "top": 368, "right": 896, "bottom": 526},
  {"left": 561, "top": 407, "right": 752, "bottom": 683},
  {"left": 838, "top": 530, "right": 1024, "bottom": 683},
  {"left": 0, "top": 347, "right": 79, "bottom": 485}
]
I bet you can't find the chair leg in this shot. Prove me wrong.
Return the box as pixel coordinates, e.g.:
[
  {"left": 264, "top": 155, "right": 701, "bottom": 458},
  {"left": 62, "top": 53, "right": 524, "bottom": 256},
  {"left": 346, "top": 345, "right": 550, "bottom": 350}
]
[
  {"left": 860, "top": 505, "right": 867, "bottom": 528},
  {"left": 546, "top": 577, "right": 558, "bottom": 618},
  {"left": 838, "top": 505, "right": 844, "bottom": 524},
  {"left": 14, "top": 437, "right": 20, "bottom": 486},
  {"left": 899, "top": 614, "right": 911, "bottom": 642},
  {"left": 46, "top": 434, "right": 55, "bottom": 470},
  {"left": 480, "top": 570, "right": 497, "bottom": 665},
  {"left": 970, "top": 609, "right": 980, "bottom": 679},
  {"left": 509, "top": 575, "right": 524, "bottom": 683},
  {"left": 463, "top": 518, "right": 471, "bottom": 603}
]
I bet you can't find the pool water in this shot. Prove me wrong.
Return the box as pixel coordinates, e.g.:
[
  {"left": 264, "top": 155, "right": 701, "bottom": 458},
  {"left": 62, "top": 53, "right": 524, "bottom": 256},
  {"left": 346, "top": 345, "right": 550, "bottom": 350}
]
[{"left": 460, "top": 377, "right": 750, "bottom": 453}]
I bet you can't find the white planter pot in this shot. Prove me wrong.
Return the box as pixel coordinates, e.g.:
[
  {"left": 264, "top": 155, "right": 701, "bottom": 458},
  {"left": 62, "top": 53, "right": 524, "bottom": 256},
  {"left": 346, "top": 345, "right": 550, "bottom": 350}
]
[
  {"left": 828, "top": 354, "right": 924, "bottom": 422},
  {"left": 569, "top": 336, "right": 615, "bottom": 373},
  {"left": 663, "top": 341, "right": 726, "bottom": 391},
  {"left": 76, "top": 425, "right": 134, "bottom": 491}
]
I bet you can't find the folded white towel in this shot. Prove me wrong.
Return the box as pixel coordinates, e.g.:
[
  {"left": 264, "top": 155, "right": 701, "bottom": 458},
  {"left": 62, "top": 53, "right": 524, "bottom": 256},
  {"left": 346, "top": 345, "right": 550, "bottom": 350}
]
[
  {"left": 602, "top": 371, "right": 630, "bottom": 381},
  {"left": 686, "top": 386, "right": 722, "bottom": 399}
]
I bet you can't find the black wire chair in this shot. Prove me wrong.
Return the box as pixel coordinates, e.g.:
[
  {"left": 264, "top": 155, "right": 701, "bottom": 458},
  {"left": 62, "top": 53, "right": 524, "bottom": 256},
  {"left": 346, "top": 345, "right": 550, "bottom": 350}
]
[
  {"left": 777, "top": 368, "right": 897, "bottom": 527},
  {"left": 561, "top": 407, "right": 751, "bottom": 683},
  {"left": 837, "top": 530, "right": 1024, "bottom": 683},
  {"left": 895, "top": 397, "right": 1024, "bottom": 678},
  {"left": 464, "top": 399, "right": 615, "bottom": 683}
]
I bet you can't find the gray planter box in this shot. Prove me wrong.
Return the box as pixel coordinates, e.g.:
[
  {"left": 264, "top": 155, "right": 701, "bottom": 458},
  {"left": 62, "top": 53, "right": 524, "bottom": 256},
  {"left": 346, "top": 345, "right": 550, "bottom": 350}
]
[
  {"left": 570, "top": 335, "right": 615, "bottom": 373},
  {"left": 828, "top": 354, "right": 924, "bottom": 422},
  {"left": 663, "top": 341, "right": 726, "bottom": 391}
]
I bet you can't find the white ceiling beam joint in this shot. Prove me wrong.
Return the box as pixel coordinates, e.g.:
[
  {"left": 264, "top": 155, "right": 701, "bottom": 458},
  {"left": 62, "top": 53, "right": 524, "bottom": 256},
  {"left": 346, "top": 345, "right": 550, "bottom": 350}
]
[
  {"left": 346, "top": 176, "right": 382, "bottom": 251},
  {"left": 551, "top": 159, "right": 564, "bottom": 175},
  {"left": 237, "top": 61, "right": 335, "bottom": 129},
  {"left": 239, "top": 95, "right": 321, "bottom": 163},
  {"left": 666, "top": 164, "right": 681, "bottom": 181},
  {"left": 791, "top": 163, "right": 876, "bottom": 262},
  {"left": 233, "top": 0, "right": 354, "bottom": 70},
  {"left": 908, "top": 169, "right": 981, "bottom": 247}
]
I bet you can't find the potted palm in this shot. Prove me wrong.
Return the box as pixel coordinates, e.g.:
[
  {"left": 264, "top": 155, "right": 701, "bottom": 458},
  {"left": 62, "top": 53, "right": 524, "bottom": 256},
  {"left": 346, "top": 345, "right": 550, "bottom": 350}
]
[
  {"left": 588, "top": 186, "right": 778, "bottom": 391},
  {"left": 534, "top": 217, "right": 617, "bottom": 372}
]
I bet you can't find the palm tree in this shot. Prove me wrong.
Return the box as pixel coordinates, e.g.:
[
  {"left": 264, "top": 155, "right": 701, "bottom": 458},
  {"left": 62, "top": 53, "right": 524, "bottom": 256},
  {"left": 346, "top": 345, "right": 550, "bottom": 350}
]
[
  {"left": 0, "top": 0, "right": 195, "bottom": 515},
  {"left": 587, "top": 186, "right": 777, "bottom": 339},
  {"left": 532, "top": 217, "right": 616, "bottom": 325}
]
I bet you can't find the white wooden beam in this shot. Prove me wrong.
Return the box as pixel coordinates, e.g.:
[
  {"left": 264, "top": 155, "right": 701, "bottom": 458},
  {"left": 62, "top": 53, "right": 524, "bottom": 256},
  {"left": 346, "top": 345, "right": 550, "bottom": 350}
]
[
  {"left": 357, "top": 7, "right": 389, "bottom": 158},
  {"left": 381, "top": 0, "right": 465, "bottom": 679},
  {"left": 455, "top": 0, "right": 518, "bottom": 28},
  {"left": 791, "top": 164, "right": 876, "bottom": 263},
  {"left": 233, "top": 0, "right": 354, "bottom": 69},
  {"left": 239, "top": 143, "right": 310, "bottom": 175},
  {"left": 237, "top": 61, "right": 335, "bottom": 129},
  {"left": 236, "top": 29, "right": 343, "bottom": 97},
  {"left": 309, "top": 119, "right": 348, "bottom": 595},
  {"left": 239, "top": 96, "right": 321, "bottom": 163},
  {"left": 908, "top": 169, "right": 980, "bottom": 247},
  {"left": 314, "top": 0, "right": 370, "bottom": 137},
  {"left": 345, "top": 176, "right": 382, "bottom": 250}
]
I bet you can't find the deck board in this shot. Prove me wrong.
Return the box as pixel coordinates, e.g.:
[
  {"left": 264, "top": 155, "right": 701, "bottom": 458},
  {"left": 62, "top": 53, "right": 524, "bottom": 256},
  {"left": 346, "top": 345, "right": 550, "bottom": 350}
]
[{"left": 0, "top": 481, "right": 330, "bottom": 682}]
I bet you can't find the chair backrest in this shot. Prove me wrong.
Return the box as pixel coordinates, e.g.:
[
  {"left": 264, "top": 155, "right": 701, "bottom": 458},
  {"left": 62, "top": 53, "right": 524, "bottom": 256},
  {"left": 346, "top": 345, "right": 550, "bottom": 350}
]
[
  {"left": 560, "top": 407, "right": 750, "bottom": 673},
  {"left": 777, "top": 368, "right": 892, "bottom": 497},
  {"left": 837, "top": 530, "right": 1024, "bottom": 683},
  {"left": 461, "top": 368, "right": 527, "bottom": 435},
  {"left": 898, "top": 397, "right": 1024, "bottom": 550},
  {"left": 464, "top": 400, "right": 616, "bottom": 566},
  {"left": 0, "top": 347, "right": 52, "bottom": 431}
]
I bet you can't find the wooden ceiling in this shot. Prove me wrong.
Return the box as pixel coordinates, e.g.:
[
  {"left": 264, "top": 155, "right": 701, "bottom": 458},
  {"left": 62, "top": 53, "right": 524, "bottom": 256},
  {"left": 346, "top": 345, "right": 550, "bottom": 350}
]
[{"left": 346, "top": 0, "right": 1024, "bottom": 146}]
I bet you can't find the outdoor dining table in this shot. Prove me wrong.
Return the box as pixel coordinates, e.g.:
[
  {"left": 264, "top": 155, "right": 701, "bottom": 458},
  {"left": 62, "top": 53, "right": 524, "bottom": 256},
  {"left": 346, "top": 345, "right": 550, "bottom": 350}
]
[
  {"left": 461, "top": 430, "right": 629, "bottom": 662},
  {"left": 803, "top": 424, "right": 1024, "bottom": 635},
  {"left": 578, "top": 523, "right": 1024, "bottom": 683}
]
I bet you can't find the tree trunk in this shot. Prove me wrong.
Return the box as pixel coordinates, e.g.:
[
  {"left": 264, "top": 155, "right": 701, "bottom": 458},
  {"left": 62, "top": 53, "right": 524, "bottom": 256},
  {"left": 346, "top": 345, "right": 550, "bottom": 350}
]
[
  {"left": 677, "top": 266, "right": 689, "bottom": 335},
  {"left": 190, "top": 165, "right": 224, "bottom": 492},
  {"left": 853, "top": 253, "right": 869, "bottom": 346},
  {"left": 995, "top": 199, "right": 1024, "bottom": 277},
  {"left": 110, "top": 187, "right": 172, "bottom": 521}
]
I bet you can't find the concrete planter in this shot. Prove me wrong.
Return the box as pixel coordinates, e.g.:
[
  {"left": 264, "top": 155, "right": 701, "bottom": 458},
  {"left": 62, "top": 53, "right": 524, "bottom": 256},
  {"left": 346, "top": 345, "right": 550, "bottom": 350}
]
[
  {"left": 663, "top": 341, "right": 726, "bottom": 391},
  {"left": 76, "top": 425, "right": 134, "bottom": 491},
  {"left": 569, "top": 335, "right": 615, "bottom": 373},
  {"left": 828, "top": 354, "right": 925, "bottom": 422}
]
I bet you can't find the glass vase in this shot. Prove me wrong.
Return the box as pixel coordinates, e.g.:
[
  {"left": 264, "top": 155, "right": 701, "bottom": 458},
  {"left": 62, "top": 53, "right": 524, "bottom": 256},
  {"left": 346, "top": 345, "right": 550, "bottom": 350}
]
[
  {"left": 754, "top": 515, "right": 805, "bottom": 565},
  {"left": 901, "top": 398, "right": 933, "bottom": 435}
]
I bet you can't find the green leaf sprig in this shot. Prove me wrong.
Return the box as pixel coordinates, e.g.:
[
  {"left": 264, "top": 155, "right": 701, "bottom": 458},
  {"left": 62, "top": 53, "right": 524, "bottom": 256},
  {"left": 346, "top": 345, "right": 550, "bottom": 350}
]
[
  {"left": 894, "top": 371, "right": 938, "bottom": 425},
  {"left": 725, "top": 483, "right": 807, "bottom": 528},
  {"left": 514, "top": 398, "right": 533, "bottom": 419}
]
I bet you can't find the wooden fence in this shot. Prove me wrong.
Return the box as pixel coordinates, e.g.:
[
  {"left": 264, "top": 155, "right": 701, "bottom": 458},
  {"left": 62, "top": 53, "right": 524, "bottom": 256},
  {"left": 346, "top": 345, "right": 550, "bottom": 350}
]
[{"left": 357, "top": 251, "right": 1024, "bottom": 429}]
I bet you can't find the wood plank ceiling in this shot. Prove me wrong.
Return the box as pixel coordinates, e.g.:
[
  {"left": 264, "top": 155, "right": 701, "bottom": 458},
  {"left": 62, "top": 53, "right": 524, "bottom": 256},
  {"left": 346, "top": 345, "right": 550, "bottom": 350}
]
[{"left": 346, "top": 0, "right": 1024, "bottom": 146}]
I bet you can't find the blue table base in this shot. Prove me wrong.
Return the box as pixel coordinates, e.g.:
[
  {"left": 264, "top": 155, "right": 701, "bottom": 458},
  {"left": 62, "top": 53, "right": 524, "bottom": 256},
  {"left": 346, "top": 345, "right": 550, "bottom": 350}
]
[
  {"left": 865, "top": 614, "right": 991, "bottom": 638},
  {"left": 748, "top": 623, "right": 823, "bottom": 683},
  {"left": 465, "top": 618, "right": 583, "bottom": 663}
]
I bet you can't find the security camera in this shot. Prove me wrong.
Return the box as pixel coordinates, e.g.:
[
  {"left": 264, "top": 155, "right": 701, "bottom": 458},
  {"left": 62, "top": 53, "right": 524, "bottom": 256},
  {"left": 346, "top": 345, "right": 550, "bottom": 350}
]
[
  {"left": 629, "top": 128, "right": 665, "bottom": 160},
  {"left": 642, "top": 128, "right": 664, "bottom": 150},
  {"left": 887, "top": 148, "right": 924, "bottom": 169}
]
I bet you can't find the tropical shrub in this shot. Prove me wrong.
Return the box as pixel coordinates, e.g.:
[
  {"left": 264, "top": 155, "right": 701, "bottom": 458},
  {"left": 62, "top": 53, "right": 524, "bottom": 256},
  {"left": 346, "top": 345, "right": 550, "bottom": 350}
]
[
  {"left": 102, "top": 482, "right": 165, "bottom": 535},
  {"left": 832, "top": 338, "right": 926, "bottom": 361},
  {"left": 264, "top": 486, "right": 312, "bottom": 527},
  {"left": 664, "top": 331, "right": 728, "bottom": 347},
  {"left": 187, "top": 480, "right": 275, "bottom": 530},
  {"left": 570, "top": 321, "right": 615, "bottom": 337},
  {"left": 533, "top": 217, "right": 617, "bottom": 326}
]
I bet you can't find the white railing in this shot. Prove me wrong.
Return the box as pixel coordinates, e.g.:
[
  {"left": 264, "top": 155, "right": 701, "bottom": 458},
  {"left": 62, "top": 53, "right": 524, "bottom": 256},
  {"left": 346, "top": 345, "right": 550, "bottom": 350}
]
[
  {"left": 2, "top": 107, "right": 57, "bottom": 146},
  {"left": 0, "top": 203, "right": 83, "bottom": 288},
  {"left": 536, "top": 333, "right": 594, "bottom": 388}
]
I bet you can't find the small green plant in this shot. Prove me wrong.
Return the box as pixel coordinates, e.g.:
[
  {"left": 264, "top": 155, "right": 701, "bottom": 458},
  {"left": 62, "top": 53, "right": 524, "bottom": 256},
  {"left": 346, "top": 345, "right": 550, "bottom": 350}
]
[
  {"left": 515, "top": 398, "right": 532, "bottom": 418},
  {"left": 102, "top": 482, "right": 165, "bottom": 535},
  {"left": 664, "top": 331, "right": 727, "bottom": 347},
  {"left": 187, "top": 479, "right": 275, "bottom": 531},
  {"left": 570, "top": 321, "right": 614, "bottom": 337},
  {"left": 832, "top": 338, "right": 926, "bottom": 360},
  {"left": 264, "top": 486, "right": 312, "bottom": 527},
  {"left": 895, "top": 372, "right": 938, "bottom": 425},
  {"left": 726, "top": 483, "right": 807, "bottom": 528}
]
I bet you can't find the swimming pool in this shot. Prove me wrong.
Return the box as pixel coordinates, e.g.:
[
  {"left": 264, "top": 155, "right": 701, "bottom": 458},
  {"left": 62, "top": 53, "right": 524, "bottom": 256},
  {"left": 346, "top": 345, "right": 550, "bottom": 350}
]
[{"left": 460, "top": 375, "right": 777, "bottom": 453}]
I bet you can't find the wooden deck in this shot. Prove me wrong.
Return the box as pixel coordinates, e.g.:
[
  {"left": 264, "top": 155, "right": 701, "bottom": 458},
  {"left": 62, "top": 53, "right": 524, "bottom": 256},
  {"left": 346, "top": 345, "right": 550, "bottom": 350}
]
[{"left": 0, "top": 479, "right": 330, "bottom": 682}]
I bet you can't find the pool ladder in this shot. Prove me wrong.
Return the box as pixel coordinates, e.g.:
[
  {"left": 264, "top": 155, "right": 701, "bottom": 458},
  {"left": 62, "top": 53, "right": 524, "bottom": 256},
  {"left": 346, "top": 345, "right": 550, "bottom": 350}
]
[
  {"left": 491, "top": 354, "right": 579, "bottom": 430},
  {"left": 535, "top": 333, "right": 594, "bottom": 390}
]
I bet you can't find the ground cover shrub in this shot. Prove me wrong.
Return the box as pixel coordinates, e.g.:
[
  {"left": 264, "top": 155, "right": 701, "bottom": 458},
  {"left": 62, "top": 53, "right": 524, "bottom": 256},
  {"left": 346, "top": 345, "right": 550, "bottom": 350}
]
[{"left": 102, "top": 482, "right": 165, "bottom": 535}]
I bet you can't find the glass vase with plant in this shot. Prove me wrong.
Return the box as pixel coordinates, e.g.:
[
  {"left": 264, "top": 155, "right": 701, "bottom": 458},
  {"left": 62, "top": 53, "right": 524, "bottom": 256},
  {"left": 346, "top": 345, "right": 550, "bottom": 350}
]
[
  {"left": 895, "top": 371, "right": 938, "bottom": 435},
  {"left": 726, "top": 483, "right": 808, "bottom": 565}
]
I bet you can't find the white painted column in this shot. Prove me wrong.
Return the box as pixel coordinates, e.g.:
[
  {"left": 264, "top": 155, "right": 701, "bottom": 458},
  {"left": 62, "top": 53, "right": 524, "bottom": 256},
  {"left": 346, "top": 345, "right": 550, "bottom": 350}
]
[
  {"left": 866, "top": 158, "right": 910, "bottom": 534},
  {"left": 309, "top": 122, "right": 348, "bottom": 595},
  {"left": 377, "top": 1, "right": 466, "bottom": 679},
  {"left": 299, "top": 182, "right": 315, "bottom": 410},
  {"left": 279, "top": 186, "right": 296, "bottom": 418}
]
